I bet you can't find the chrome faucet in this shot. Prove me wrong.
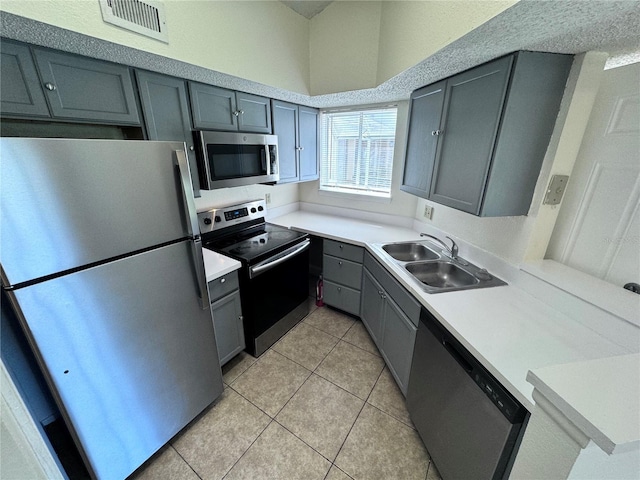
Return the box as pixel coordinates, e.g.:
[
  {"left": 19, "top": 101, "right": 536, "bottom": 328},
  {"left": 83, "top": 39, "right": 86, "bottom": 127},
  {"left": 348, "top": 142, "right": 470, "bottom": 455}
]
[{"left": 420, "top": 233, "right": 461, "bottom": 262}]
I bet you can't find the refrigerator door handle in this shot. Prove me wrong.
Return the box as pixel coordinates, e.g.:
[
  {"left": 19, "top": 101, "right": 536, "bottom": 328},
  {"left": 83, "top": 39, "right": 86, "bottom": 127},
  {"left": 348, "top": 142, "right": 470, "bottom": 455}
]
[
  {"left": 191, "top": 238, "right": 211, "bottom": 309},
  {"left": 174, "top": 148, "right": 200, "bottom": 237}
]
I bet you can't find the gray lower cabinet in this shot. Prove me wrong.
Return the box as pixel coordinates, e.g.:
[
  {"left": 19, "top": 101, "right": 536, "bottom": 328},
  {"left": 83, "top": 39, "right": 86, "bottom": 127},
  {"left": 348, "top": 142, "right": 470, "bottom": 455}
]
[
  {"left": 208, "top": 271, "right": 245, "bottom": 366},
  {"left": 401, "top": 51, "right": 573, "bottom": 216},
  {"left": 1, "top": 40, "right": 50, "bottom": 118},
  {"left": 189, "top": 82, "right": 271, "bottom": 133},
  {"left": 135, "top": 70, "right": 200, "bottom": 194},
  {"left": 322, "top": 239, "right": 364, "bottom": 316},
  {"left": 271, "top": 100, "right": 319, "bottom": 183},
  {"left": 361, "top": 252, "right": 420, "bottom": 395},
  {"left": 31, "top": 47, "right": 140, "bottom": 125}
]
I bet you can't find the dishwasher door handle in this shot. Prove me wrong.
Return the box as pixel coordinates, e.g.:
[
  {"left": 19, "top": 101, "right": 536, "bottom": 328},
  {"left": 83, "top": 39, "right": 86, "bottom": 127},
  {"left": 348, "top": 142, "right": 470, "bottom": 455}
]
[
  {"left": 442, "top": 339, "right": 473, "bottom": 373},
  {"left": 249, "top": 239, "right": 310, "bottom": 279}
]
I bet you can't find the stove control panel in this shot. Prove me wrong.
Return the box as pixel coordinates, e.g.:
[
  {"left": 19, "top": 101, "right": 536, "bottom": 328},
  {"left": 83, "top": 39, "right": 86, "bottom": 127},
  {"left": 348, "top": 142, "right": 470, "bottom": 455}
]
[{"left": 198, "top": 199, "right": 266, "bottom": 234}]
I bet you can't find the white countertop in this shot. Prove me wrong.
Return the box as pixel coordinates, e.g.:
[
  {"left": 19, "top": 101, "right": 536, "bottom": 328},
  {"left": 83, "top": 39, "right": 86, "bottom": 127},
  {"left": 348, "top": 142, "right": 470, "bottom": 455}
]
[
  {"left": 527, "top": 354, "right": 640, "bottom": 455},
  {"left": 202, "top": 248, "right": 241, "bottom": 282},
  {"left": 270, "top": 210, "right": 635, "bottom": 435}
]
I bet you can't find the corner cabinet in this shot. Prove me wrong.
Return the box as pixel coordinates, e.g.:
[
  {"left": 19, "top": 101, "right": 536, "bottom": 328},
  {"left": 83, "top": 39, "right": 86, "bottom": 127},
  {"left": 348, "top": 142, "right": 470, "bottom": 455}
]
[
  {"left": 272, "top": 100, "right": 319, "bottom": 183},
  {"left": 189, "top": 82, "right": 271, "bottom": 133},
  {"left": 135, "top": 70, "right": 201, "bottom": 194},
  {"left": 401, "top": 51, "right": 573, "bottom": 216},
  {"left": 208, "top": 271, "right": 245, "bottom": 366},
  {"left": 361, "top": 252, "right": 421, "bottom": 395}
]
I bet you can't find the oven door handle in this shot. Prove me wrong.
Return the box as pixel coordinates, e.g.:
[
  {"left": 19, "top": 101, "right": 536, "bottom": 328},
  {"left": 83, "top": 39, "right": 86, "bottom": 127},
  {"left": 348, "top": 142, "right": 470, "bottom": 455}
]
[{"left": 249, "top": 239, "right": 311, "bottom": 279}]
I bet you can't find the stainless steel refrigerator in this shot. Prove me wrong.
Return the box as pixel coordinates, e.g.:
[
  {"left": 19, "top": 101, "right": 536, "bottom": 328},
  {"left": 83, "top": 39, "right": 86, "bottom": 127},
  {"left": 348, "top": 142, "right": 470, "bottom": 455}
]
[{"left": 1, "top": 138, "right": 223, "bottom": 479}]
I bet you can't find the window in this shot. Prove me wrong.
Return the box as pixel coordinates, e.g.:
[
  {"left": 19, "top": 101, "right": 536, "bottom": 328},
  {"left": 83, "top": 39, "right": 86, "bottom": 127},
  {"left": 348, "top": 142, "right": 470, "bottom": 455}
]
[{"left": 320, "top": 106, "right": 397, "bottom": 198}]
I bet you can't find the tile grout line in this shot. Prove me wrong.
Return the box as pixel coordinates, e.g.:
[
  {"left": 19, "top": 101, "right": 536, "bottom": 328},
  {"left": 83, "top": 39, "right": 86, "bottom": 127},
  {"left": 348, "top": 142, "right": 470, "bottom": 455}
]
[
  {"left": 169, "top": 444, "right": 204, "bottom": 480},
  {"left": 219, "top": 416, "right": 273, "bottom": 480},
  {"left": 329, "top": 366, "right": 387, "bottom": 477}
]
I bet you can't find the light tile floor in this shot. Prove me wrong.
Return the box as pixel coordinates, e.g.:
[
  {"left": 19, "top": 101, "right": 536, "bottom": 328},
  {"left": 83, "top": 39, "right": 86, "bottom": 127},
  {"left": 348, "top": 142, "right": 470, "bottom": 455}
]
[{"left": 131, "top": 300, "right": 442, "bottom": 480}]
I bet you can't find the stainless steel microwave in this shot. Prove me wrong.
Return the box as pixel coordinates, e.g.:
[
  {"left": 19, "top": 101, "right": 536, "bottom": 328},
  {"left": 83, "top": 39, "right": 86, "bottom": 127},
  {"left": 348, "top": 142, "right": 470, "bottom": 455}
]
[{"left": 195, "top": 131, "right": 279, "bottom": 189}]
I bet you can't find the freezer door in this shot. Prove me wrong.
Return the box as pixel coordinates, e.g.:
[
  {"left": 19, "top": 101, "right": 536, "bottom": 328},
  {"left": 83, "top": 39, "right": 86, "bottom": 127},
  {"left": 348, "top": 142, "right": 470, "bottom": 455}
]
[
  {"left": 9, "top": 241, "right": 223, "bottom": 480},
  {"left": 1, "top": 138, "right": 195, "bottom": 286}
]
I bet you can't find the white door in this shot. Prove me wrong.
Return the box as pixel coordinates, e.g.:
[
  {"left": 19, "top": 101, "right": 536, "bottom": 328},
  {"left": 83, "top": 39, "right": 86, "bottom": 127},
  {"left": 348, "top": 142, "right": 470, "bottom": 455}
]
[{"left": 547, "top": 62, "right": 640, "bottom": 287}]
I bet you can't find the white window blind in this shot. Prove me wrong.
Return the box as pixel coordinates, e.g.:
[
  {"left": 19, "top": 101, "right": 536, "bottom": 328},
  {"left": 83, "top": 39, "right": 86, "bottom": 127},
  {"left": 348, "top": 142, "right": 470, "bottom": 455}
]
[{"left": 320, "top": 106, "right": 397, "bottom": 197}]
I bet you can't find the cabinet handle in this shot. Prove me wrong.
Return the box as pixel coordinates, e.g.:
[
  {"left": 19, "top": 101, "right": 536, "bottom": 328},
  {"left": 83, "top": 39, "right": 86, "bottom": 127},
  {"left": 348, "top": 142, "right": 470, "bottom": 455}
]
[
  {"left": 239, "top": 110, "right": 244, "bottom": 115},
  {"left": 339, "top": 245, "right": 343, "bottom": 249},
  {"left": 298, "top": 146, "right": 304, "bottom": 151},
  {"left": 189, "top": 145, "right": 195, "bottom": 151},
  {"left": 44, "top": 82, "right": 56, "bottom": 91},
  {"left": 220, "top": 278, "right": 226, "bottom": 284},
  {"left": 338, "top": 261, "right": 343, "bottom": 266},
  {"left": 233, "top": 110, "right": 240, "bottom": 117},
  {"left": 431, "top": 130, "right": 443, "bottom": 136},
  {"left": 337, "top": 287, "right": 342, "bottom": 292},
  {"left": 239, "top": 315, "right": 243, "bottom": 322},
  {"left": 381, "top": 294, "right": 387, "bottom": 299}
]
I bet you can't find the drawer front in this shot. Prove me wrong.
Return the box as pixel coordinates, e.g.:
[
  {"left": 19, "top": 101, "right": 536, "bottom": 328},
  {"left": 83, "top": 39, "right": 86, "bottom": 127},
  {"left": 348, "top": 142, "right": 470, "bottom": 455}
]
[
  {"left": 208, "top": 271, "right": 239, "bottom": 303},
  {"left": 324, "top": 239, "right": 364, "bottom": 263},
  {"left": 323, "top": 254, "right": 362, "bottom": 290},
  {"left": 324, "top": 280, "right": 361, "bottom": 316},
  {"left": 364, "top": 252, "right": 420, "bottom": 326}
]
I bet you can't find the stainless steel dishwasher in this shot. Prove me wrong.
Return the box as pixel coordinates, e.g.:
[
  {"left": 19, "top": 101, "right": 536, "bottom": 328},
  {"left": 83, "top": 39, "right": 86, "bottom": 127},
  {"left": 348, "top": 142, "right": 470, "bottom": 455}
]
[{"left": 406, "top": 308, "right": 528, "bottom": 480}]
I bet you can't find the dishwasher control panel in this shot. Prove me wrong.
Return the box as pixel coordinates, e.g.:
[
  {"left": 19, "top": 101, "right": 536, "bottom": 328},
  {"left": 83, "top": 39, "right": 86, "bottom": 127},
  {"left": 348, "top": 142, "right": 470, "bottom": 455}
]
[{"left": 473, "top": 371, "right": 523, "bottom": 423}]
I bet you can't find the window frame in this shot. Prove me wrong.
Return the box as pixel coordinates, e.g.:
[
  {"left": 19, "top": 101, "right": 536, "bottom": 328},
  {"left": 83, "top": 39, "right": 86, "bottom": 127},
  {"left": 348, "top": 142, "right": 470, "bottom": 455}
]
[{"left": 318, "top": 104, "right": 398, "bottom": 201}]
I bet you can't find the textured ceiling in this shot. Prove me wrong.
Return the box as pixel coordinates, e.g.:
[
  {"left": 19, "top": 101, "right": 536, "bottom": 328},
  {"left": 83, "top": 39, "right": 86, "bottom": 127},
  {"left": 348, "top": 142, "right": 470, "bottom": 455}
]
[
  {"left": 2, "top": 0, "right": 639, "bottom": 108},
  {"left": 281, "top": 1, "right": 333, "bottom": 19}
]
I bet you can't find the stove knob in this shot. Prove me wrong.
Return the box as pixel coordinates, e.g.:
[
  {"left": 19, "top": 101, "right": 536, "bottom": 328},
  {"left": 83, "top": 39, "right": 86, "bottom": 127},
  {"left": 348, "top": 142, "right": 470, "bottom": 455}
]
[
  {"left": 259, "top": 238, "right": 266, "bottom": 244},
  {"left": 203, "top": 218, "right": 212, "bottom": 225},
  {"left": 258, "top": 206, "right": 264, "bottom": 212},
  {"left": 214, "top": 216, "right": 221, "bottom": 223},
  {"left": 250, "top": 207, "right": 257, "bottom": 213}
]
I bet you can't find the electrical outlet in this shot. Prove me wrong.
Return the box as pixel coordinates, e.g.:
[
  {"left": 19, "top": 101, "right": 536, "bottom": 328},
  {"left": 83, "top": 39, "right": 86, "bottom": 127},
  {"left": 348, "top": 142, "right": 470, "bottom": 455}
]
[
  {"left": 423, "top": 205, "right": 434, "bottom": 220},
  {"left": 265, "top": 193, "right": 271, "bottom": 204}
]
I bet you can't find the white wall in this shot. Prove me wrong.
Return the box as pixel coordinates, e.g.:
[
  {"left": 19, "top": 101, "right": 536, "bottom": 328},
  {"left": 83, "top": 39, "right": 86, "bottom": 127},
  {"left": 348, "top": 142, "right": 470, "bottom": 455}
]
[
  {"left": 309, "top": 1, "right": 382, "bottom": 95},
  {"left": 194, "top": 183, "right": 299, "bottom": 212},
  {"left": 298, "top": 101, "right": 418, "bottom": 219},
  {"left": 0, "top": 0, "right": 311, "bottom": 94},
  {"left": 376, "top": 0, "right": 514, "bottom": 85}
]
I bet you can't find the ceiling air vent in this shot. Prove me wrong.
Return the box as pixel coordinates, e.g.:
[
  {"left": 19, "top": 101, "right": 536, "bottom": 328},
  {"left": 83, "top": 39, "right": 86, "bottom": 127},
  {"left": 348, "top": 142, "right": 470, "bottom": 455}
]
[{"left": 99, "top": 0, "right": 168, "bottom": 43}]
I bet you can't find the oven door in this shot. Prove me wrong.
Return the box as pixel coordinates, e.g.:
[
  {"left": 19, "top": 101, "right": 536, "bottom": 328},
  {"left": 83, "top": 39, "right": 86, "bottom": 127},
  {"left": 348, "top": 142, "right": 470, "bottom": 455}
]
[
  {"left": 240, "top": 239, "right": 310, "bottom": 356},
  {"left": 196, "top": 131, "right": 279, "bottom": 189}
]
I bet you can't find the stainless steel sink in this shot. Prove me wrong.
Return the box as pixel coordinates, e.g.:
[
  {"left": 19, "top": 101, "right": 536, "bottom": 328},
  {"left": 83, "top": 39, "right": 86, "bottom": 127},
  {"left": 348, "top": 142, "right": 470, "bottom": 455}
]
[
  {"left": 374, "top": 240, "right": 507, "bottom": 293},
  {"left": 382, "top": 243, "right": 440, "bottom": 262},
  {"left": 405, "top": 261, "right": 479, "bottom": 289}
]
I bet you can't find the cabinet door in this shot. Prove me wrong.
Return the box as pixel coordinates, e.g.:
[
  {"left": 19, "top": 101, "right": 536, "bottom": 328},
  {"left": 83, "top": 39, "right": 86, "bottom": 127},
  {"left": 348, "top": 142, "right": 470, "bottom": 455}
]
[
  {"left": 0, "top": 41, "right": 50, "bottom": 118},
  {"left": 136, "top": 70, "right": 200, "bottom": 194},
  {"left": 236, "top": 92, "right": 271, "bottom": 133},
  {"left": 360, "top": 268, "right": 385, "bottom": 345},
  {"left": 298, "top": 106, "right": 319, "bottom": 182},
  {"left": 32, "top": 48, "right": 140, "bottom": 124},
  {"left": 429, "top": 56, "right": 513, "bottom": 214},
  {"left": 400, "top": 81, "right": 446, "bottom": 198},
  {"left": 211, "top": 291, "right": 245, "bottom": 366},
  {"left": 189, "top": 83, "right": 238, "bottom": 131},
  {"left": 381, "top": 297, "right": 417, "bottom": 395},
  {"left": 272, "top": 100, "right": 299, "bottom": 183}
]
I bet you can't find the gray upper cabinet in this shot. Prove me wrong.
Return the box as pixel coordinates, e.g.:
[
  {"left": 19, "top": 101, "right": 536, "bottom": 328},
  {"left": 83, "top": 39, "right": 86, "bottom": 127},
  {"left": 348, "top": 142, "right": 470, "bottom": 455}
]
[
  {"left": 135, "top": 70, "right": 201, "bottom": 194},
  {"left": 32, "top": 47, "right": 140, "bottom": 125},
  {"left": 272, "top": 100, "right": 319, "bottom": 184},
  {"left": 400, "top": 81, "right": 445, "bottom": 197},
  {"left": 401, "top": 51, "right": 573, "bottom": 216},
  {"left": 189, "top": 83, "right": 271, "bottom": 133},
  {"left": 1, "top": 40, "right": 50, "bottom": 118}
]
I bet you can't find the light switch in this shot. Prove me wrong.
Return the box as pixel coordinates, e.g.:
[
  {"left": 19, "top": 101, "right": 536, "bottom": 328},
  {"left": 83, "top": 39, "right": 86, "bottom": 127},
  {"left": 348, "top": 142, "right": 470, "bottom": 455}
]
[{"left": 543, "top": 175, "right": 569, "bottom": 205}]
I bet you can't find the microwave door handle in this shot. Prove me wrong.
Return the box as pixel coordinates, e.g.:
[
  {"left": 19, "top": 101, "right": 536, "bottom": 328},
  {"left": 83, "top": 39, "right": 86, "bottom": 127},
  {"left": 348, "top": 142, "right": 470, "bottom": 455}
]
[
  {"left": 249, "top": 239, "right": 310, "bottom": 278},
  {"left": 174, "top": 148, "right": 199, "bottom": 237},
  {"left": 262, "top": 146, "right": 269, "bottom": 175},
  {"left": 196, "top": 132, "right": 213, "bottom": 189}
]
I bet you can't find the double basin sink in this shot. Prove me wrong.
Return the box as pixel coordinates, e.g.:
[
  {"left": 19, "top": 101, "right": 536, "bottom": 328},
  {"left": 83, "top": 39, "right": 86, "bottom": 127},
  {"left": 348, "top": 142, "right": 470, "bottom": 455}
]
[{"left": 380, "top": 241, "right": 506, "bottom": 294}]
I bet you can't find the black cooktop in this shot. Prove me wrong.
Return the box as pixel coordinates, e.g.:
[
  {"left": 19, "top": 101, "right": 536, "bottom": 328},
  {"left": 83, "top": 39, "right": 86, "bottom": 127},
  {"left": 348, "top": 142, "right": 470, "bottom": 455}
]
[{"left": 203, "top": 223, "right": 308, "bottom": 263}]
